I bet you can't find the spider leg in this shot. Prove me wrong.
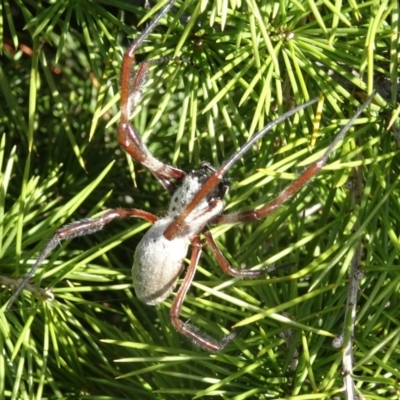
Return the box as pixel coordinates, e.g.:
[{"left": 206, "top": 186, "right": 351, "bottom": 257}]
[
  {"left": 216, "top": 94, "right": 375, "bottom": 224},
  {"left": 118, "top": 0, "right": 185, "bottom": 193},
  {"left": 203, "top": 229, "right": 266, "bottom": 278},
  {"left": 164, "top": 93, "right": 375, "bottom": 238},
  {"left": 6, "top": 208, "right": 157, "bottom": 311},
  {"left": 170, "top": 236, "right": 238, "bottom": 352},
  {"left": 163, "top": 97, "right": 320, "bottom": 239}
]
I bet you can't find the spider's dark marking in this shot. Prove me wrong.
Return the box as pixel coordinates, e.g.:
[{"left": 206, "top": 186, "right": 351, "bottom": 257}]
[{"left": 6, "top": 0, "right": 376, "bottom": 352}]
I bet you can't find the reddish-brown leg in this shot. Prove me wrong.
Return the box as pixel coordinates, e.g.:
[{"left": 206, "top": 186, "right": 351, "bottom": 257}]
[
  {"left": 203, "top": 229, "right": 267, "bottom": 278},
  {"left": 118, "top": 2, "right": 185, "bottom": 193},
  {"left": 6, "top": 208, "right": 157, "bottom": 310},
  {"left": 164, "top": 93, "right": 374, "bottom": 239},
  {"left": 163, "top": 98, "right": 320, "bottom": 239},
  {"left": 216, "top": 150, "right": 335, "bottom": 224},
  {"left": 170, "top": 236, "right": 237, "bottom": 352},
  {"left": 215, "top": 96, "right": 369, "bottom": 225}
]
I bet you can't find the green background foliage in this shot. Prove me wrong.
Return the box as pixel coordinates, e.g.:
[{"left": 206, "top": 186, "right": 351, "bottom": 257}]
[{"left": 0, "top": 0, "right": 399, "bottom": 398}]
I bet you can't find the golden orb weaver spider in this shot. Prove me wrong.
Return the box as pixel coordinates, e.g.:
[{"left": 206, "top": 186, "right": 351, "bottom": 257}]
[{"left": 7, "top": 0, "right": 375, "bottom": 352}]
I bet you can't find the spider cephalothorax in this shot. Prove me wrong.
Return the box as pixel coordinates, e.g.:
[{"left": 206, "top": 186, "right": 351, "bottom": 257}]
[
  {"left": 7, "top": 0, "right": 375, "bottom": 352},
  {"left": 168, "top": 162, "right": 231, "bottom": 220}
]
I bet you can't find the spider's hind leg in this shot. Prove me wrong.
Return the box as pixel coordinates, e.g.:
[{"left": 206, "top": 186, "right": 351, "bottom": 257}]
[{"left": 170, "top": 236, "right": 239, "bottom": 352}]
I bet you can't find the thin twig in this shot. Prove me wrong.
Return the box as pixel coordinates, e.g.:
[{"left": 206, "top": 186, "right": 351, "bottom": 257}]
[{"left": 339, "top": 146, "right": 365, "bottom": 400}]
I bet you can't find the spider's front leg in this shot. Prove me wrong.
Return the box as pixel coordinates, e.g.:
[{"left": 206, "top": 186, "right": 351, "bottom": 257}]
[
  {"left": 215, "top": 94, "right": 375, "bottom": 225},
  {"left": 170, "top": 237, "right": 238, "bottom": 352},
  {"left": 118, "top": 39, "right": 185, "bottom": 193}
]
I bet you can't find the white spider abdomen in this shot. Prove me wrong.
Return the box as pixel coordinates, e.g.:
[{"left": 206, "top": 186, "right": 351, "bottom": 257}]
[
  {"left": 132, "top": 217, "right": 189, "bottom": 305},
  {"left": 132, "top": 166, "right": 227, "bottom": 306}
]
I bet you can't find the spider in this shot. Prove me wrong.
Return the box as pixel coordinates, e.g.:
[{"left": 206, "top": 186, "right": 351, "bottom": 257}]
[{"left": 6, "top": 0, "right": 374, "bottom": 352}]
